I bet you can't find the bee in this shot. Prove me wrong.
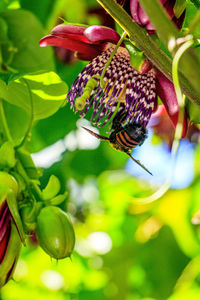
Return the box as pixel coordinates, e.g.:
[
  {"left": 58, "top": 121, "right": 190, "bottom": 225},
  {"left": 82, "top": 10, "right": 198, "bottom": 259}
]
[{"left": 82, "top": 111, "right": 152, "bottom": 175}]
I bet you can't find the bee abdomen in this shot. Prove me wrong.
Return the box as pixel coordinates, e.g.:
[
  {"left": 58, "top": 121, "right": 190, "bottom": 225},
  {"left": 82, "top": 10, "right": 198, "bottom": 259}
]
[{"left": 116, "top": 131, "right": 138, "bottom": 149}]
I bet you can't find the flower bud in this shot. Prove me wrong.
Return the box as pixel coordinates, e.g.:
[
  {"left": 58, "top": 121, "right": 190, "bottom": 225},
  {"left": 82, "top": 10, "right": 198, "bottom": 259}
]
[
  {"left": 130, "top": 0, "right": 185, "bottom": 33},
  {"left": 0, "top": 216, "right": 21, "bottom": 288},
  {"left": 36, "top": 206, "right": 75, "bottom": 259},
  {"left": 0, "top": 172, "right": 25, "bottom": 244},
  {"left": 20, "top": 205, "right": 37, "bottom": 233},
  {"left": 0, "top": 172, "right": 18, "bottom": 202}
]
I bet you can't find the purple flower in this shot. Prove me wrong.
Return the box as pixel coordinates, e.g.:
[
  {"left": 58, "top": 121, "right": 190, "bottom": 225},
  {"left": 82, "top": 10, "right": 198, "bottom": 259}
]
[{"left": 40, "top": 24, "right": 188, "bottom": 136}]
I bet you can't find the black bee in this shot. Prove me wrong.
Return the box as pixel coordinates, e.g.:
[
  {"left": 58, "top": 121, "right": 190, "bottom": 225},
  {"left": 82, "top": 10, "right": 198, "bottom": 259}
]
[{"left": 82, "top": 111, "right": 152, "bottom": 175}]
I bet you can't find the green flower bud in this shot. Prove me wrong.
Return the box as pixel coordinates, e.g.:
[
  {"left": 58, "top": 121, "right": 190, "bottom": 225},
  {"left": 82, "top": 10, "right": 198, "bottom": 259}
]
[
  {"left": 20, "top": 205, "right": 37, "bottom": 233},
  {"left": 16, "top": 149, "right": 40, "bottom": 180},
  {"left": 36, "top": 206, "right": 75, "bottom": 259}
]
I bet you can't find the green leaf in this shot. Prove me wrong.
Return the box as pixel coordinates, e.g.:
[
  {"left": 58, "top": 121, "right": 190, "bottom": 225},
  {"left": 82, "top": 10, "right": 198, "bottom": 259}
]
[
  {"left": 186, "top": 98, "right": 200, "bottom": 124},
  {"left": 0, "top": 9, "right": 54, "bottom": 72},
  {"left": 19, "top": 0, "right": 55, "bottom": 25},
  {"left": 184, "top": 4, "right": 200, "bottom": 36},
  {"left": 190, "top": 0, "right": 200, "bottom": 9},
  {"left": 29, "top": 105, "right": 78, "bottom": 153},
  {"left": 2, "top": 101, "right": 30, "bottom": 142},
  {"left": 0, "top": 0, "right": 18, "bottom": 12},
  {"left": 0, "top": 72, "right": 23, "bottom": 84},
  {"left": 0, "top": 72, "right": 68, "bottom": 120},
  {"left": 174, "top": 0, "right": 187, "bottom": 18}
]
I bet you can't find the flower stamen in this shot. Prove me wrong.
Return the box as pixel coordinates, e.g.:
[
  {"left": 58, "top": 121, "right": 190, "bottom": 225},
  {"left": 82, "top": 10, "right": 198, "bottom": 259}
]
[{"left": 67, "top": 42, "right": 157, "bottom": 129}]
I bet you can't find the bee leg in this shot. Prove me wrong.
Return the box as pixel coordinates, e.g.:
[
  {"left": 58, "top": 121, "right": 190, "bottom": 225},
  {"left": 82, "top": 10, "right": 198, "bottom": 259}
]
[{"left": 125, "top": 151, "right": 153, "bottom": 176}]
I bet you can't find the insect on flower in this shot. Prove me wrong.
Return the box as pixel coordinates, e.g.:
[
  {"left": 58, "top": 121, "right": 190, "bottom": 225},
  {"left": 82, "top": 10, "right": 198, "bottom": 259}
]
[
  {"left": 40, "top": 23, "right": 189, "bottom": 175},
  {"left": 82, "top": 110, "right": 152, "bottom": 175}
]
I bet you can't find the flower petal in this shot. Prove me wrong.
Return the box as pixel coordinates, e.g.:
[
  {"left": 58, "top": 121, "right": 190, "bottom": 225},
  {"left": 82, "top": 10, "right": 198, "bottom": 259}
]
[
  {"left": 156, "top": 72, "right": 188, "bottom": 137},
  {"left": 156, "top": 71, "right": 178, "bottom": 116},
  {"left": 51, "top": 24, "right": 87, "bottom": 36},
  {"left": 84, "top": 25, "right": 120, "bottom": 44},
  {"left": 39, "top": 35, "right": 102, "bottom": 58},
  {"left": 130, "top": 0, "right": 142, "bottom": 25}
]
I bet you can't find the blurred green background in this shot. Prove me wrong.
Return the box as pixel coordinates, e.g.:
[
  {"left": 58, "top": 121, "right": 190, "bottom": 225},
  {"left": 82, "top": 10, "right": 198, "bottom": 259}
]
[{"left": 1, "top": 0, "right": 200, "bottom": 299}]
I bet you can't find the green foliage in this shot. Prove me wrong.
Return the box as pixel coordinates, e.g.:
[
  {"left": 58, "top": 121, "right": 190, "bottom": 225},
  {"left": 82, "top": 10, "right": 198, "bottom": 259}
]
[
  {"left": 185, "top": 98, "right": 200, "bottom": 124},
  {"left": 0, "top": 9, "right": 54, "bottom": 73},
  {"left": 174, "top": 0, "right": 187, "bottom": 18},
  {"left": 0, "top": 72, "right": 68, "bottom": 121}
]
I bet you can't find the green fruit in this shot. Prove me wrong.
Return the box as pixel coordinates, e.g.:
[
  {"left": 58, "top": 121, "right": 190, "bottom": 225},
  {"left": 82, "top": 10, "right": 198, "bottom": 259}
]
[
  {"left": 0, "top": 172, "right": 18, "bottom": 201},
  {"left": 36, "top": 206, "right": 75, "bottom": 259}
]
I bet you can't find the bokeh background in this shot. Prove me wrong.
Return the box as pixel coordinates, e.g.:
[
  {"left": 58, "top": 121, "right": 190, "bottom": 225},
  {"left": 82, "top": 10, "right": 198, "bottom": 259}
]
[{"left": 1, "top": 0, "right": 200, "bottom": 299}]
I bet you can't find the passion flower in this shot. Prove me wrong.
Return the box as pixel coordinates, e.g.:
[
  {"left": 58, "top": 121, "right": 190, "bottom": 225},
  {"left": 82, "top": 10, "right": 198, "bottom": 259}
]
[
  {"left": 36, "top": 206, "right": 75, "bottom": 259},
  {"left": 40, "top": 24, "right": 188, "bottom": 136}
]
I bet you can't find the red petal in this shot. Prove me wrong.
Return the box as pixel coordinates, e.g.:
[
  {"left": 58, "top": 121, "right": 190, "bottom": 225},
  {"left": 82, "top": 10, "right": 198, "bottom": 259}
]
[
  {"left": 84, "top": 25, "right": 120, "bottom": 44},
  {"left": 138, "top": 5, "right": 149, "bottom": 25},
  {"left": 156, "top": 71, "right": 188, "bottom": 137},
  {"left": 151, "top": 104, "right": 167, "bottom": 118},
  {"left": 39, "top": 35, "right": 101, "bottom": 58},
  {"left": 51, "top": 24, "right": 87, "bottom": 36},
  {"left": 76, "top": 51, "right": 102, "bottom": 61},
  {"left": 156, "top": 71, "right": 179, "bottom": 116},
  {"left": 130, "top": 0, "right": 142, "bottom": 25},
  {"left": 0, "top": 223, "right": 11, "bottom": 263}
]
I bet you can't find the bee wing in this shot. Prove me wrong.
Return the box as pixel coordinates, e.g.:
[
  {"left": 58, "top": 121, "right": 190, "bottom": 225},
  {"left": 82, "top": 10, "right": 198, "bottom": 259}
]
[
  {"left": 82, "top": 127, "right": 109, "bottom": 141},
  {"left": 126, "top": 152, "right": 153, "bottom": 176}
]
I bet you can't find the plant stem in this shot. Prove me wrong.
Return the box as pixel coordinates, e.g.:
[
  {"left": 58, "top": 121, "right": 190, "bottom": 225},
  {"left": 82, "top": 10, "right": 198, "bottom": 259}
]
[
  {"left": 101, "top": 31, "right": 127, "bottom": 81},
  {"left": 97, "top": 0, "right": 200, "bottom": 107},
  {"left": 130, "top": 36, "right": 193, "bottom": 204},
  {"left": 171, "top": 38, "right": 194, "bottom": 158},
  {"left": 0, "top": 99, "right": 13, "bottom": 141},
  {"left": 15, "top": 79, "right": 34, "bottom": 149}
]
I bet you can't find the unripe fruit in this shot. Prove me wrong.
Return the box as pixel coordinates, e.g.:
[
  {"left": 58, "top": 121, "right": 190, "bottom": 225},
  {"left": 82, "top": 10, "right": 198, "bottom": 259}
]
[{"left": 36, "top": 206, "right": 75, "bottom": 259}]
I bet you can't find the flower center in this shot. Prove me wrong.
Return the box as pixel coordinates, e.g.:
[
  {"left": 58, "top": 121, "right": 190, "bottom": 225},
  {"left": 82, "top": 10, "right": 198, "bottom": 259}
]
[{"left": 67, "top": 45, "right": 157, "bottom": 128}]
